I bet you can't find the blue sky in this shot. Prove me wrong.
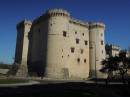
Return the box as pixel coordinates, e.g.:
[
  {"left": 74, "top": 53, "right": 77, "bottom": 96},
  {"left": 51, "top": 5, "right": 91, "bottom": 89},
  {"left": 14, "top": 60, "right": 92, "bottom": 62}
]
[{"left": 0, "top": 0, "right": 130, "bottom": 64}]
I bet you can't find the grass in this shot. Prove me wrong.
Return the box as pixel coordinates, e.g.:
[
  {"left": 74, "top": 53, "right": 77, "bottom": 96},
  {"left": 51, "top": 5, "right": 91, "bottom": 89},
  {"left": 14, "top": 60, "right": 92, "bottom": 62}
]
[{"left": 0, "top": 78, "right": 29, "bottom": 84}]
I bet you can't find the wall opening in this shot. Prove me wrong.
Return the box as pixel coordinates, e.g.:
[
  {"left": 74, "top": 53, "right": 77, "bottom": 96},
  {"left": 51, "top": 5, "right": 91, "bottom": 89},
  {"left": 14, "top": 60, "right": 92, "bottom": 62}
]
[
  {"left": 77, "top": 58, "right": 80, "bottom": 63},
  {"left": 84, "top": 59, "right": 86, "bottom": 63},
  {"left": 76, "top": 39, "right": 79, "bottom": 44},
  {"left": 85, "top": 40, "right": 88, "bottom": 45},
  {"left": 71, "top": 47, "right": 75, "bottom": 53},
  {"left": 101, "top": 40, "right": 104, "bottom": 45},
  {"left": 81, "top": 49, "right": 83, "bottom": 54},
  {"left": 63, "top": 31, "right": 67, "bottom": 37}
]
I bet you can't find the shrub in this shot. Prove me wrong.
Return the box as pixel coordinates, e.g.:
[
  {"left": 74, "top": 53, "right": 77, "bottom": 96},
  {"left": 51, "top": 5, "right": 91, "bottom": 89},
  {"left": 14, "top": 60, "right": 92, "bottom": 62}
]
[{"left": 0, "top": 64, "right": 11, "bottom": 69}]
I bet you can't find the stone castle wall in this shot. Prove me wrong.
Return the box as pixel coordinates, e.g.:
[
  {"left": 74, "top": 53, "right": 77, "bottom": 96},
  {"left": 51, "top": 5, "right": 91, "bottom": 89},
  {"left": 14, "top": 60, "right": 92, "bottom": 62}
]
[
  {"left": 14, "top": 9, "right": 106, "bottom": 79},
  {"left": 105, "top": 44, "right": 121, "bottom": 57}
]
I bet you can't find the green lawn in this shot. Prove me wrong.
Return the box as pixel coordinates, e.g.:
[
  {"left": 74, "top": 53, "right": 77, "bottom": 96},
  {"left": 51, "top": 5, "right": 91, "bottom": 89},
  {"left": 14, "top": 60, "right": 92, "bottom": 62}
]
[{"left": 0, "top": 78, "right": 29, "bottom": 84}]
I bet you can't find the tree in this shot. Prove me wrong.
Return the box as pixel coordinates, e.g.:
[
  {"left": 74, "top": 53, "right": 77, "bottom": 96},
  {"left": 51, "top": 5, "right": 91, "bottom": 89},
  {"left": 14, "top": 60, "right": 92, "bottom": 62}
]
[
  {"left": 0, "top": 64, "right": 11, "bottom": 69},
  {"left": 100, "top": 51, "right": 130, "bottom": 84},
  {"left": 118, "top": 52, "right": 130, "bottom": 83},
  {"left": 100, "top": 56, "right": 119, "bottom": 85}
]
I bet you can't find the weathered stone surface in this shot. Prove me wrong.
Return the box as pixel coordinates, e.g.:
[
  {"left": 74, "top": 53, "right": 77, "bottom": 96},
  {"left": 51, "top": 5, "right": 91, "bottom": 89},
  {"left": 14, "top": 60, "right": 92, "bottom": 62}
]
[
  {"left": 8, "top": 63, "right": 28, "bottom": 77},
  {"left": 13, "top": 8, "right": 106, "bottom": 79}
]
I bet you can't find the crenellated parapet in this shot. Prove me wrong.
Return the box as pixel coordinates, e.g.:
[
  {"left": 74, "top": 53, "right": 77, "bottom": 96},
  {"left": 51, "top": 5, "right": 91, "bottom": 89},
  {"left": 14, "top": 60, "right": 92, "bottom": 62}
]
[
  {"left": 17, "top": 20, "right": 32, "bottom": 29},
  {"left": 89, "top": 22, "right": 105, "bottom": 30},
  {"left": 70, "top": 18, "right": 89, "bottom": 28},
  {"left": 45, "top": 8, "right": 70, "bottom": 17},
  {"left": 33, "top": 9, "right": 70, "bottom": 25}
]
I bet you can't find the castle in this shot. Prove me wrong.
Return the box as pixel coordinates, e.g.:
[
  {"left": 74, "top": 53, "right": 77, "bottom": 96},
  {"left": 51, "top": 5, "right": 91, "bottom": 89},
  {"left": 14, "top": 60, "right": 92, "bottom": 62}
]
[
  {"left": 105, "top": 43, "right": 130, "bottom": 58},
  {"left": 14, "top": 9, "right": 106, "bottom": 79},
  {"left": 105, "top": 44, "right": 121, "bottom": 57}
]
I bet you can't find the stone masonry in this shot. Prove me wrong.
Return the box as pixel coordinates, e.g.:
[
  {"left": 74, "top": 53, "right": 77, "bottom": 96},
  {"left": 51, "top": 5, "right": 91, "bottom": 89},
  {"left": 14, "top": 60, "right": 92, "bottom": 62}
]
[{"left": 13, "top": 9, "right": 106, "bottom": 79}]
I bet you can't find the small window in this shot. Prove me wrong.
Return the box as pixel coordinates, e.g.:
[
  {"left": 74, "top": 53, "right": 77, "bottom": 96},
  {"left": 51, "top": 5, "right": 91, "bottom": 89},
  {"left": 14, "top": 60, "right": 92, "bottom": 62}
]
[
  {"left": 85, "top": 40, "right": 88, "bottom": 45},
  {"left": 75, "top": 31, "right": 77, "bottom": 34},
  {"left": 84, "top": 59, "right": 86, "bottom": 63},
  {"left": 76, "top": 39, "right": 79, "bottom": 44},
  {"left": 71, "top": 47, "right": 75, "bottom": 53},
  {"left": 101, "top": 40, "right": 103, "bottom": 45},
  {"left": 63, "top": 31, "right": 67, "bottom": 37},
  {"left": 82, "top": 33, "right": 84, "bottom": 36},
  {"left": 81, "top": 49, "right": 83, "bottom": 54},
  {"left": 77, "top": 58, "right": 80, "bottom": 63},
  {"left": 62, "top": 56, "right": 63, "bottom": 58}
]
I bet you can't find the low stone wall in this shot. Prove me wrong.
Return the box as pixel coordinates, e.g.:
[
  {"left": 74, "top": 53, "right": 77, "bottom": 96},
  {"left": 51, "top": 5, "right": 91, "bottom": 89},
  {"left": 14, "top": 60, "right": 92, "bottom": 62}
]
[{"left": 0, "top": 69, "right": 9, "bottom": 75}]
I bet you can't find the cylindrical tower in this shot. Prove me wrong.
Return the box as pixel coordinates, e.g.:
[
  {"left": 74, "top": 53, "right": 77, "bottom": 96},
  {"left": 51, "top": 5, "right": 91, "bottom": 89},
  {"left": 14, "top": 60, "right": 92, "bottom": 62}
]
[
  {"left": 89, "top": 22, "right": 106, "bottom": 78},
  {"left": 44, "top": 9, "right": 70, "bottom": 78}
]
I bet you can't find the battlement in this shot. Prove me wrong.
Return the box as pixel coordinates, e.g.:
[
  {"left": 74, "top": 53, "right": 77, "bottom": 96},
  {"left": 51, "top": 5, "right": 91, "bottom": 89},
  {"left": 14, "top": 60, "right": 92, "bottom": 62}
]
[
  {"left": 111, "top": 45, "right": 120, "bottom": 49},
  {"left": 33, "top": 9, "right": 70, "bottom": 25},
  {"left": 45, "top": 8, "right": 70, "bottom": 17},
  {"left": 69, "top": 18, "right": 89, "bottom": 28},
  {"left": 111, "top": 45, "right": 120, "bottom": 51},
  {"left": 89, "top": 22, "right": 105, "bottom": 29},
  {"left": 106, "top": 43, "right": 120, "bottom": 51},
  {"left": 17, "top": 20, "right": 32, "bottom": 29}
]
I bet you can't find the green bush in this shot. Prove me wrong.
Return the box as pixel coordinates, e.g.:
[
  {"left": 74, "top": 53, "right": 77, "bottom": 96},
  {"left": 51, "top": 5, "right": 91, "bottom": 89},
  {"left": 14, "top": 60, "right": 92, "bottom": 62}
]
[{"left": 0, "top": 64, "right": 11, "bottom": 69}]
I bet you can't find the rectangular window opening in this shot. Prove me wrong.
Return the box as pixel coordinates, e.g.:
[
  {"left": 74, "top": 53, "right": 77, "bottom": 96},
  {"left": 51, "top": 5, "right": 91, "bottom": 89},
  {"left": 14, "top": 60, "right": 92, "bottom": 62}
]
[
  {"left": 85, "top": 40, "right": 88, "bottom": 45},
  {"left": 81, "top": 49, "right": 83, "bottom": 54},
  {"left": 76, "top": 39, "right": 79, "bottom": 44},
  {"left": 101, "top": 40, "right": 104, "bottom": 45},
  {"left": 77, "top": 58, "right": 80, "bottom": 63},
  {"left": 63, "top": 31, "right": 67, "bottom": 37},
  {"left": 84, "top": 59, "right": 86, "bottom": 63},
  {"left": 71, "top": 47, "right": 75, "bottom": 53}
]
